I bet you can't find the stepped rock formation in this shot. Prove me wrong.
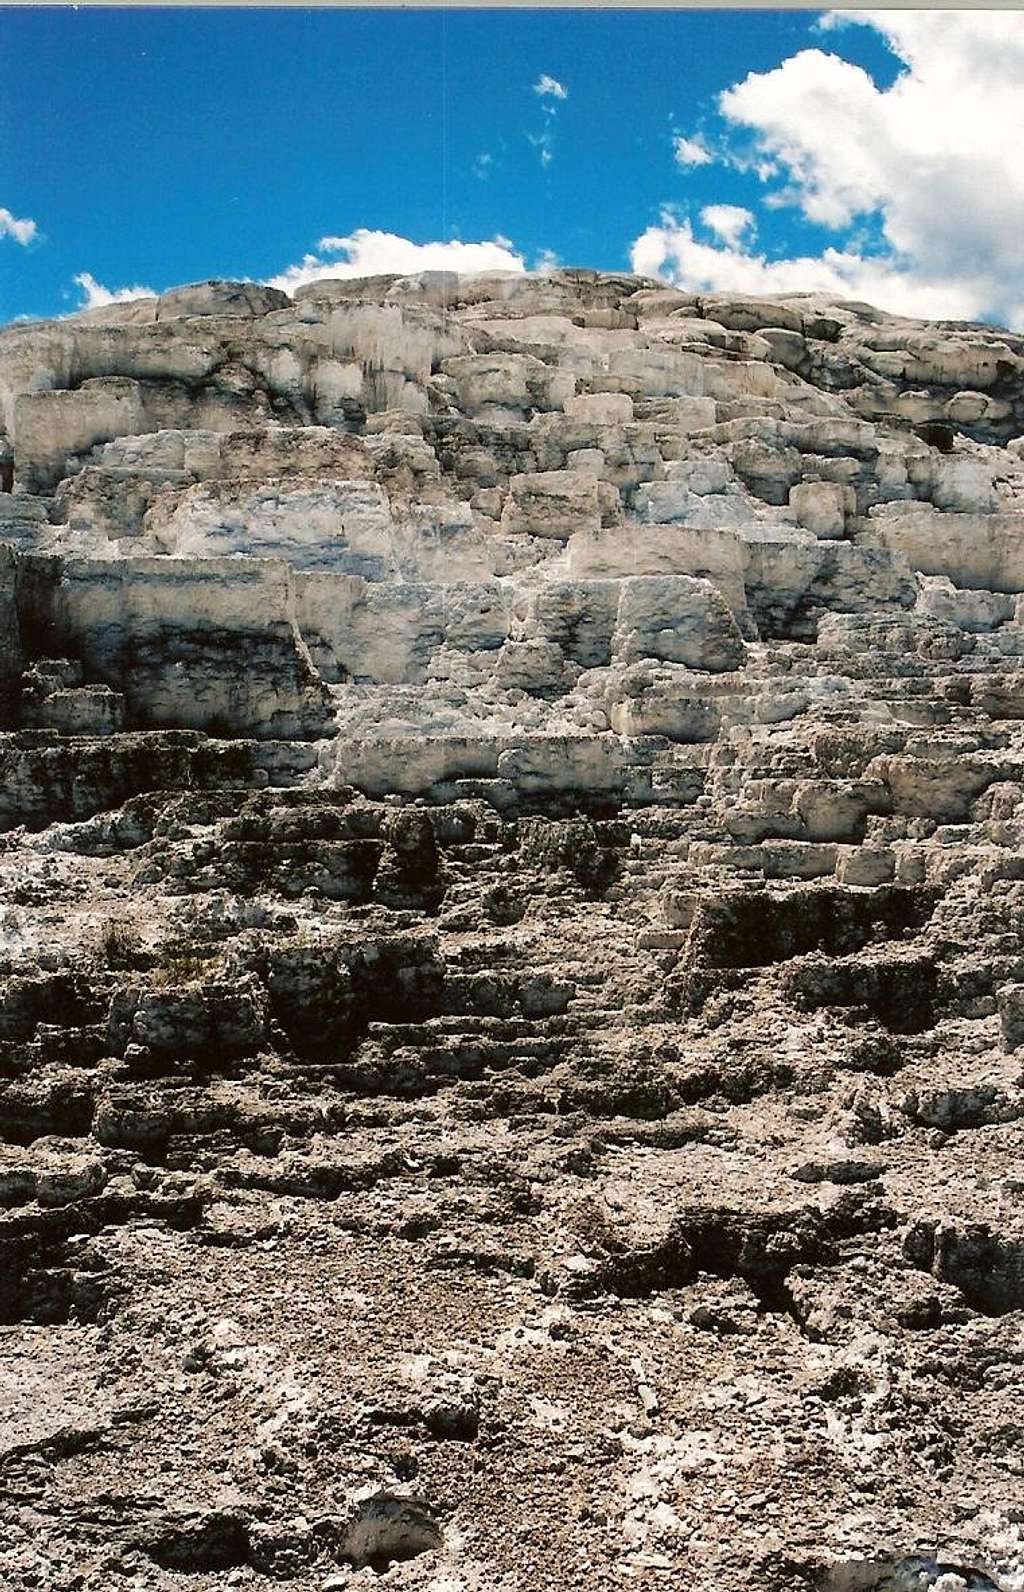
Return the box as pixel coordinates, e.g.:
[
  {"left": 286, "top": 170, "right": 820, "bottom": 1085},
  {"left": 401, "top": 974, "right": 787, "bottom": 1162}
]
[{"left": 2, "top": 269, "right": 1024, "bottom": 1591}]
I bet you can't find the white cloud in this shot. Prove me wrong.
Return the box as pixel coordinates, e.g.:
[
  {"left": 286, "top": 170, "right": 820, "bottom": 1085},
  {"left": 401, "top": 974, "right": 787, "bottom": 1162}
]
[
  {"left": 700, "top": 204, "right": 755, "bottom": 248},
  {"left": 473, "top": 152, "right": 494, "bottom": 180},
  {"left": 629, "top": 212, "right": 984, "bottom": 323},
  {"left": 73, "top": 271, "right": 154, "bottom": 309},
  {"left": 700, "top": 11, "right": 1024, "bottom": 324},
  {"left": 0, "top": 207, "right": 38, "bottom": 246},
  {"left": 264, "top": 229, "right": 527, "bottom": 294},
  {"left": 529, "top": 131, "right": 554, "bottom": 170},
  {"left": 673, "top": 135, "right": 713, "bottom": 170},
  {"left": 533, "top": 74, "right": 567, "bottom": 101},
  {"left": 528, "top": 78, "right": 564, "bottom": 168}
]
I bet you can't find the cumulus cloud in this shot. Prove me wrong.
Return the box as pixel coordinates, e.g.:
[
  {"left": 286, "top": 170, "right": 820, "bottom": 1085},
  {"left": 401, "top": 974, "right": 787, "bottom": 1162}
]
[
  {"left": 638, "top": 12, "right": 1024, "bottom": 327},
  {"left": 700, "top": 204, "right": 755, "bottom": 248},
  {"left": 629, "top": 212, "right": 983, "bottom": 323},
  {"left": 673, "top": 135, "right": 713, "bottom": 170},
  {"left": 0, "top": 207, "right": 38, "bottom": 246},
  {"left": 73, "top": 271, "right": 154, "bottom": 309},
  {"left": 264, "top": 229, "right": 527, "bottom": 294},
  {"left": 533, "top": 74, "right": 567, "bottom": 101}
]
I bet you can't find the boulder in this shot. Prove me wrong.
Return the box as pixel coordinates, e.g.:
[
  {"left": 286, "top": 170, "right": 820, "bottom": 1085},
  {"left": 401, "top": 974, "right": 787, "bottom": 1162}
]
[{"left": 612, "top": 575, "right": 747, "bottom": 672}]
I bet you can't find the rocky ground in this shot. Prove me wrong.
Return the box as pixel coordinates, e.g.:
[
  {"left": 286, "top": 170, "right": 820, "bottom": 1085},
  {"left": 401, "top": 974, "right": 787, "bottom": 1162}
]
[{"left": 1, "top": 269, "right": 1024, "bottom": 1592}]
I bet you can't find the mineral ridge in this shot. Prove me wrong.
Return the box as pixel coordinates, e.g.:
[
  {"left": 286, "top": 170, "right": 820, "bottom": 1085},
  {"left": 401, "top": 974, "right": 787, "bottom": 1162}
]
[{"left": 1, "top": 269, "right": 1024, "bottom": 1591}]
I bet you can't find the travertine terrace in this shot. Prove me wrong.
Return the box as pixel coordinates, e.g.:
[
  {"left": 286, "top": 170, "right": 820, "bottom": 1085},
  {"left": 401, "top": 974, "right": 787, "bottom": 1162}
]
[{"left": 2, "top": 269, "right": 1024, "bottom": 1591}]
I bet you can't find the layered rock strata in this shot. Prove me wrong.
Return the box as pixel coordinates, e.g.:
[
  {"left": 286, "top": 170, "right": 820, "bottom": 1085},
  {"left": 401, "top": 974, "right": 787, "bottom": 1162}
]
[{"left": 2, "top": 271, "right": 1024, "bottom": 1591}]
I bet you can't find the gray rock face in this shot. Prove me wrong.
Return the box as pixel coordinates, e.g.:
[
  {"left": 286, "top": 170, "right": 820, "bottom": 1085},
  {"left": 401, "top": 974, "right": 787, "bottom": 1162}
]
[{"left": 1, "top": 271, "right": 1024, "bottom": 1592}]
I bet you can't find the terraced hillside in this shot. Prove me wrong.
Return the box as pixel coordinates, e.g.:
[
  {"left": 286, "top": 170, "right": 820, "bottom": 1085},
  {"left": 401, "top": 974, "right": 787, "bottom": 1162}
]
[{"left": 2, "top": 269, "right": 1024, "bottom": 1592}]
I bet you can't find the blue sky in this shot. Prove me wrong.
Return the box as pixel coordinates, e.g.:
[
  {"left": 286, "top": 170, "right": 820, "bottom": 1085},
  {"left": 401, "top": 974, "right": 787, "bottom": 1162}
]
[{"left": 1, "top": 8, "right": 1021, "bottom": 327}]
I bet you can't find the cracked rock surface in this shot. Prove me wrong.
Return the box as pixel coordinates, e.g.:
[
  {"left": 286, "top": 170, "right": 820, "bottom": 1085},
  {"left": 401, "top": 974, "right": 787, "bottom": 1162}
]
[{"left": 2, "top": 269, "right": 1024, "bottom": 1591}]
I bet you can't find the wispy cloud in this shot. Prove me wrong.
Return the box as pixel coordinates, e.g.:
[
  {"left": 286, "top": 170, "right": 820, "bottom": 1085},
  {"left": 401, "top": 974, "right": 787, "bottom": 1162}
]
[
  {"left": 73, "top": 272, "right": 155, "bottom": 309},
  {"left": 264, "top": 228, "right": 527, "bottom": 294},
  {"left": 528, "top": 73, "right": 567, "bottom": 168},
  {"left": 533, "top": 73, "right": 567, "bottom": 101},
  {"left": 673, "top": 135, "right": 713, "bottom": 170},
  {"left": 473, "top": 152, "right": 494, "bottom": 180},
  {"left": 0, "top": 206, "right": 39, "bottom": 246},
  {"left": 529, "top": 124, "right": 555, "bottom": 168}
]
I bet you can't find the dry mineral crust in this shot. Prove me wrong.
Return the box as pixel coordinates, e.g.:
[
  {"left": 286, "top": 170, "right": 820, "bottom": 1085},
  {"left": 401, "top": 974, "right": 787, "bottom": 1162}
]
[{"left": 1, "top": 269, "right": 1024, "bottom": 1591}]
